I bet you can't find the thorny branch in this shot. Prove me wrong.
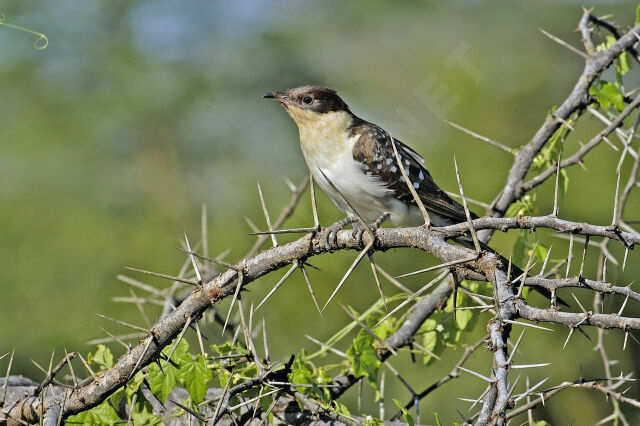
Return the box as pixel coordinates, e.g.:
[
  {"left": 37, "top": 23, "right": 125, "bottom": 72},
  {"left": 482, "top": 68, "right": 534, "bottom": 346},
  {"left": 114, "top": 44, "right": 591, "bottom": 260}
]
[
  {"left": 487, "top": 12, "right": 640, "bottom": 221},
  {"left": 2, "top": 8, "right": 640, "bottom": 426},
  {"left": 3, "top": 218, "right": 639, "bottom": 424}
]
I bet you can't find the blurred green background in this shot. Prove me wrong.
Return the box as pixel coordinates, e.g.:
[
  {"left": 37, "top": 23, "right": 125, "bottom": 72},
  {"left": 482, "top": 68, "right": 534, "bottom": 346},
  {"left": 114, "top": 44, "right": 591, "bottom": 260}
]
[{"left": 1, "top": 0, "right": 639, "bottom": 423}]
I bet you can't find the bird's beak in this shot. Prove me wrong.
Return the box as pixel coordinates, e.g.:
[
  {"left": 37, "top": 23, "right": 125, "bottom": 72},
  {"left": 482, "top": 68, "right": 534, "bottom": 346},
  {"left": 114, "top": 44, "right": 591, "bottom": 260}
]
[{"left": 262, "top": 91, "right": 287, "bottom": 102}]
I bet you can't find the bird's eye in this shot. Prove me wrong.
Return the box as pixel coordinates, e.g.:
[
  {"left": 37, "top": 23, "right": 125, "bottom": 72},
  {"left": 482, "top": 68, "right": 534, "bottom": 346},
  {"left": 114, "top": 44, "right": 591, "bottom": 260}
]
[{"left": 302, "top": 96, "right": 313, "bottom": 104}]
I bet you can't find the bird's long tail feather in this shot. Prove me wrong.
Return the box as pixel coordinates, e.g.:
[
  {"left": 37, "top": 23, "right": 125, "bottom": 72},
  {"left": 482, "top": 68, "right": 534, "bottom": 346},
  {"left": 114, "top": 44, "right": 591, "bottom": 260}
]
[{"left": 454, "top": 237, "right": 569, "bottom": 307}]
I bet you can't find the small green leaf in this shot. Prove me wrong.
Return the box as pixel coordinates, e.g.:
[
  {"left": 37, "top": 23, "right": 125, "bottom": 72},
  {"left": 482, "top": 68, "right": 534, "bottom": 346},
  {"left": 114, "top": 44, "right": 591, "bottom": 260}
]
[
  {"left": 125, "top": 370, "right": 147, "bottom": 400},
  {"left": 332, "top": 400, "right": 351, "bottom": 416},
  {"left": 534, "top": 242, "right": 549, "bottom": 265},
  {"left": 435, "top": 412, "right": 443, "bottom": 426},
  {"left": 107, "top": 387, "right": 125, "bottom": 412},
  {"left": 421, "top": 329, "right": 440, "bottom": 366},
  {"left": 364, "top": 416, "right": 385, "bottom": 426},
  {"left": 149, "top": 336, "right": 192, "bottom": 403},
  {"left": 451, "top": 291, "right": 477, "bottom": 331},
  {"left": 590, "top": 81, "right": 625, "bottom": 111},
  {"left": 616, "top": 51, "right": 631, "bottom": 77},
  {"left": 210, "top": 341, "right": 249, "bottom": 357},
  {"left": 87, "top": 345, "right": 114, "bottom": 370},
  {"left": 148, "top": 360, "right": 177, "bottom": 404},
  {"left": 512, "top": 230, "right": 528, "bottom": 267},
  {"left": 373, "top": 316, "right": 396, "bottom": 340},
  {"left": 131, "top": 389, "right": 163, "bottom": 425},
  {"left": 506, "top": 194, "right": 536, "bottom": 218},
  {"left": 636, "top": 3, "right": 640, "bottom": 25},
  {"left": 166, "top": 337, "right": 189, "bottom": 359},
  {"left": 177, "top": 354, "right": 212, "bottom": 404},
  {"left": 455, "top": 307, "right": 474, "bottom": 330},
  {"left": 66, "top": 400, "right": 121, "bottom": 425},
  {"left": 290, "top": 351, "right": 315, "bottom": 393},
  {"left": 346, "top": 329, "right": 381, "bottom": 390},
  {"left": 392, "top": 399, "right": 414, "bottom": 426}
]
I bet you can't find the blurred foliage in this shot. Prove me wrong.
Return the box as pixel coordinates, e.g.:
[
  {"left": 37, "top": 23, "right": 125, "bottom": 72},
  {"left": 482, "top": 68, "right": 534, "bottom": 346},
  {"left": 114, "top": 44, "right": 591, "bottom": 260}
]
[{"left": 1, "top": 0, "right": 639, "bottom": 423}]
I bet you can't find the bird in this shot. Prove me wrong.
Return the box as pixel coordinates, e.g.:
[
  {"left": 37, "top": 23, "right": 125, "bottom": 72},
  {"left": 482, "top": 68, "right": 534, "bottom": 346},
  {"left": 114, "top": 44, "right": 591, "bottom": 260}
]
[
  {"left": 263, "top": 85, "right": 566, "bottom": 306},
  {"left": 263, "top": 85, "right": 477, "bottom": 232}
]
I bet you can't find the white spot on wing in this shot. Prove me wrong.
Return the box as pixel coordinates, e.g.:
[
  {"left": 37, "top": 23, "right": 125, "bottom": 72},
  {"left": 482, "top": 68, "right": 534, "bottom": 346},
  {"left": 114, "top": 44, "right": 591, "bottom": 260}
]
[
  {"left": 405, "top": 159, "right": 410, "bottom": 166},
  {"left": 390, "top": 166, "right": 397, "bottom": 173},
  {"left": 413, "top": 182, "right": 420, "bottom": 189},
  {"left": 419, "top": 171, "right": 424, "bottom": 180},
  {"left": 377, "top": 163, "right": 382, "bottom": 169},
  {"left": 386, "top": 158, "right": 393, "bottom": 165}
]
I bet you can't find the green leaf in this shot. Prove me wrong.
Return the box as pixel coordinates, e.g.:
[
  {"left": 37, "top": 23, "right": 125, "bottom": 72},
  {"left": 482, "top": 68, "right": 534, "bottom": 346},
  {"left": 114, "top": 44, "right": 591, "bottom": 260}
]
[
  {"left": 392, "top": 399, "right": 414, "bottom": 426},
  {"left": 331, "top": 400, "right": 351, "bottom": 416},
  {"left": 435, "top": 412, "right": 443, "bottom": 426},
  {"left": 290, "top": 351, "right": 315, "bottom": 393},
  {"left": 131, "top": 389, "right": 164, "bottom": 425},
  {"left": 558, "top": 168, "right": 569, "bottom": 203},
  {"left": 177, "top": 354, "right": 212, "bottom": 404},
  {"left": 364, "top": 416, "right": 385, "bottom": 426},
  {"left": 590, "top": 81, "right": 625, "bottom": 111},
  {"left": 512, "top": 230, "right": 528, "bottom": 267},
  {"left": 210, "top": 341, "right": 249, "bottom": 357},
  {"left": 346, "top": 329, "right": 381, "bottom": 390},
  {"left": 166, "top": 336, "right": 190, "bottom": 359},
  {"left": 373, "top": 316, "right": 396, "bottom": 341},
  {"left": 616, "top": 51, "right": 631, "bottom": 77},
  {"left": 108, "top": 387, "right": 126, "bottom": 413},
  {"left": 451, "top": 291, "right": 477, "bottom": 332},
  {"left": 636, "top": 3, "right": 640, "bottom": 25},
  {"left": 66, "top": 401, "right": 121, "bottom": 425},
  {"left": 87, "top": 345, "right": 114, "bottom": 370},
  {"left": 421, "top": 330, "right": 438, "bottom": 366},
  {"left": 148, "top": 359, "right": 177, "bottom": 404},
  {"left": 147, "top": 336, "right": 193, "bottom": 403},
  {"left": 505, "top": 194, "right": 536, "bottom": 218},
  {"left": 455, "top": 307, "right": 474, "bottom": 330},
  {"left": 534, "top": 242, "right": 549, "bottom": 265},
  {"left": 125, "top": 370, "right": 147, "bottom": 400}
]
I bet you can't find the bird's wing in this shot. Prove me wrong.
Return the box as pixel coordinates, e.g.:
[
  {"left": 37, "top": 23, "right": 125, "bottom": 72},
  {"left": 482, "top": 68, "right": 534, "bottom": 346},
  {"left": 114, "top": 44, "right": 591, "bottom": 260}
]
[{"left": 351, "top": 123, "right": 475, "bottom": 224}]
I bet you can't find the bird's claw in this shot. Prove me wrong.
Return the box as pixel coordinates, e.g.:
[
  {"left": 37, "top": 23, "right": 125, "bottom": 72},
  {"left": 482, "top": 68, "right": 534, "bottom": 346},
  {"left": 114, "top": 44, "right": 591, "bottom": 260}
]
[
  {"left": 351, "top": 226, "right": 366, "bottom": 248},
  {"left": 352, "top": 213, "right": 391, "bottom": 248},
  {"left": 373, "top": 212, "right": 391, "bottom": 229},
  {"left": 322, "top": 226, "right": 339, "bottom": 251},
  {"left": 321, "top": 217, "right": 356, "bottom": 251}
]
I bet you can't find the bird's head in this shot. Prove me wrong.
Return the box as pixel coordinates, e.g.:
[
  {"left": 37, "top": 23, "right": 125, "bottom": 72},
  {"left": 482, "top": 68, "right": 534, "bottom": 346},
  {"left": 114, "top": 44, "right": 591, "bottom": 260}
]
[{"left": 262, "top": 86, "right": 351, "bottom": 128}]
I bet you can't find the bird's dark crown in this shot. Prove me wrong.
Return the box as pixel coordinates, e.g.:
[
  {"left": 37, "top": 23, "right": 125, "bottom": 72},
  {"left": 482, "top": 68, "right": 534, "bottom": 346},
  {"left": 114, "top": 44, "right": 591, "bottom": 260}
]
[{"left": 263, "top": 85, "right": 350, "bottom": 114}]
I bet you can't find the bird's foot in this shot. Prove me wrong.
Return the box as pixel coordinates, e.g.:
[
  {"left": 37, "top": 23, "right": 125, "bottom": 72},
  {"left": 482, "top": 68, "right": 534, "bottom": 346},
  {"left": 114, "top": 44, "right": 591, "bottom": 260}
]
[
  {"left": 351, "top": 224, "right": 367, "bottom": 248},
  {"left": 351, "top": 212, "right": 391, "bottom": 248},
  {"left": 373, "top": 212, "right": 391, "bottom": 229},
  {"left": 322, "top": 216, "right": 356, "bottom": 251}
]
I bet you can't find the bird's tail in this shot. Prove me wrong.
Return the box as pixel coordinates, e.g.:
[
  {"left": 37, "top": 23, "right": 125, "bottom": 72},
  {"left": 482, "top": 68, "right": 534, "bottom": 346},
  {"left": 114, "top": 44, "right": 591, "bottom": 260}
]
[{"left": 454, "top": 236, "right": 569, "bottom": 307}]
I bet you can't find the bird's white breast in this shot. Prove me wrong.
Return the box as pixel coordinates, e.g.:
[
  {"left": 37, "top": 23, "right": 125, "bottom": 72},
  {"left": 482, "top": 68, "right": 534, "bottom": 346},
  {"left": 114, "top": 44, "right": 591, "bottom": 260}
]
[{"left": 292, "top": 109, "right": 407, "bottom": 224}]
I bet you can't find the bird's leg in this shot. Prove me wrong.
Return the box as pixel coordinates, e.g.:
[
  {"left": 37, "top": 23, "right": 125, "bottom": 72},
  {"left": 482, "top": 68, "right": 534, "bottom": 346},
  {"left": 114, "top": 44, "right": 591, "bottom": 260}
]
[
  {"left": 352, "top": 212, "right": 391, "bottom": 248},
  {"left": 322, "top": 216, "right": 356, "bottom": 251},
  {"left": 351, "top": 223, "right": 367, "bottom": 249},
  {"left": 373, "top": 212, "right": 391, "bottom": 229}
]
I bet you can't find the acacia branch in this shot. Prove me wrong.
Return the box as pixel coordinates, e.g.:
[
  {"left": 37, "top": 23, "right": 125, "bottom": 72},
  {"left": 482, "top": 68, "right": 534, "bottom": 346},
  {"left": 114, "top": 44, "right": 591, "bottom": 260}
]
[
  {"left": 439, "top": 215, "right": 640, "bottom": 248},
  {"left": 516, "top": 302, "right": 640, "bottom": 329},
  {"left": 523, "top": 275, "right": 640, "bottom": 303},
  {"left": 506, "top": 376, "right": 640, "bottom": 420},
  {"left": 4, "top": 211, "right": 639, "bottom": 424},
  {"left": 489, "top": 16, "right": 640, "bottom": 218},
  {"left": 520, "top": 94, "right": 640, "bottom": 194}
]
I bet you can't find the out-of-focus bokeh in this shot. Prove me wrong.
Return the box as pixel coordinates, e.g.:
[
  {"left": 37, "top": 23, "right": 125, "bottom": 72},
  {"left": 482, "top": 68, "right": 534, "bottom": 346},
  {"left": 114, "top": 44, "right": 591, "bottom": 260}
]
[{"left": 1, "top": 1, "right": 638, "bottom": 423}]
